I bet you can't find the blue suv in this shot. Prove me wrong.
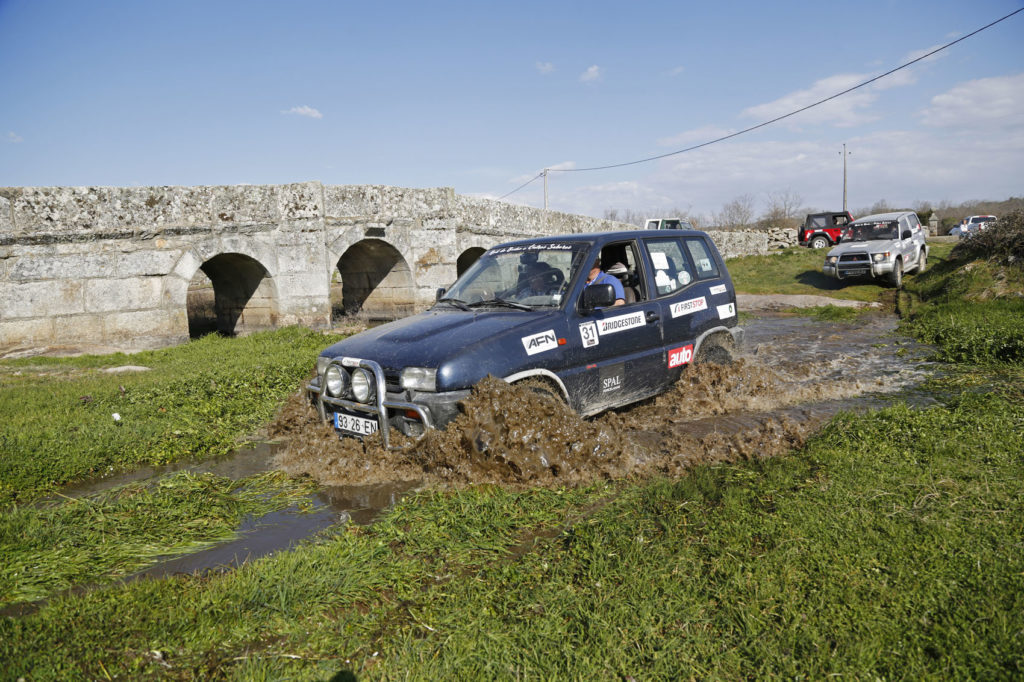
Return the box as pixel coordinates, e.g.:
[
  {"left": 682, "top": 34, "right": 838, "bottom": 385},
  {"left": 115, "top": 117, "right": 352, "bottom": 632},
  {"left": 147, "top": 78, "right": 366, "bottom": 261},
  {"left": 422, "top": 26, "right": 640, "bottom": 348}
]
[{"left": 308, "top": 229, "right": 742, "bottom": 446}]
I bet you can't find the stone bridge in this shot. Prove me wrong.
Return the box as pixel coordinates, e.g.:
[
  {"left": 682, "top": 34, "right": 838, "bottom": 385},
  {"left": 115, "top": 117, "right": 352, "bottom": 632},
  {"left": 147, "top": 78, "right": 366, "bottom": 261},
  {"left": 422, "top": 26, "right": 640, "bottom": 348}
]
[{"left": 0, "top": 182, "right": 787, "bottom": 354}]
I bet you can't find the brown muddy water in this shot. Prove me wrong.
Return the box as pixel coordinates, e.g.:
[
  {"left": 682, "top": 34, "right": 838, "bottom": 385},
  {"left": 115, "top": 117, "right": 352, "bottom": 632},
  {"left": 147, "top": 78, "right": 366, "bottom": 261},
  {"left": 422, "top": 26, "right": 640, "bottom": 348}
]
[{"left": 59, "top": 311, "right": 940, "bottom": 582}]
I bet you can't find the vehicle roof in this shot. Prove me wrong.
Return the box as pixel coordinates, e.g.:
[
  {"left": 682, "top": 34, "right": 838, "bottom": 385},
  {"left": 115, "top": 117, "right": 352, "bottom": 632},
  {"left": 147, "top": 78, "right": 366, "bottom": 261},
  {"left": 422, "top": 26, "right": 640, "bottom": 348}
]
[
  {"left": 490, "top": 229, "right": 706, "bottom": 249},
  {"left": 967, "top": 215, "right": 997, "bottom": 220},
  {"left": 851, "top": 211, "right": 915, "bottom": 223}
]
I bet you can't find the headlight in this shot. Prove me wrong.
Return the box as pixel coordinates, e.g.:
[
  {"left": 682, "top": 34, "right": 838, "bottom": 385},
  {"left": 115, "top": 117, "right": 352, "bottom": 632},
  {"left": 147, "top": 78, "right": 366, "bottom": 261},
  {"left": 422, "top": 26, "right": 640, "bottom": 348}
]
[
  {"left": 873, "top": 252, "right": 890, "bottom": 262},
  {"left": 324, "top": 365, "right": 348, "bottom": 397},
  {"left": 316, "top": 356, "right": 331, "bottom": 378},
  {"left": 827, "top": 256, "right": 838, "bottom": 264},
  {"left": 401, "top": 367, "right": 437, "bottom": 392},
  {"left": 351, "top": 368, "right": 376, "bottom": 403}
]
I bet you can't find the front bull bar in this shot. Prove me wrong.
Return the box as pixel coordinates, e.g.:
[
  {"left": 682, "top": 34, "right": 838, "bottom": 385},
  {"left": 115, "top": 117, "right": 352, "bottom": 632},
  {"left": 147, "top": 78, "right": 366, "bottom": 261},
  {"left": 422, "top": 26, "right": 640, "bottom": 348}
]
[{"left": 308, "top": 357, "right": 432, "bottom": 450}]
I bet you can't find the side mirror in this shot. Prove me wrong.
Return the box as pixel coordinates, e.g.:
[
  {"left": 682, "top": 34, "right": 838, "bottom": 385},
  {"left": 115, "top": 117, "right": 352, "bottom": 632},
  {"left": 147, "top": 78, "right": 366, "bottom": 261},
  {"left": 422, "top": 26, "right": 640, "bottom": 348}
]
[
  {"left": 582, "top": 283, "right": 615, "bottom": 312},
  {"left": 901, "top": 230, "right": 912, "bottom": 240},
  {"left": 435, "top": 287, "right": 446, "bottom": 301}
]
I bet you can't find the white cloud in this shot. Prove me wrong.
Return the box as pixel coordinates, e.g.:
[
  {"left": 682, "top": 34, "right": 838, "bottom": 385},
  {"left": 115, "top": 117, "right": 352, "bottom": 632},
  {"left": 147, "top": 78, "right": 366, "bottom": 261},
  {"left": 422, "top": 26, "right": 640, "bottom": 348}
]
[
  {"left": 657, "top": 125, "right": 736, "bottom": 148},
  {"left": 668, "top": 66, "right": 685, "bottom": 77},
  {"left": 535, "top": 61, "right": 554, "bottom": 74},
  {"left": 7, "top": 131, "right": 23, "bottom": 143},
  {"left": 580, "top": 65, "right": 601, "bottom": 83},
  {"left": 920, "top": 73, "right": 1024, "bottom": 130},
  {"left": 741, "top": 73, "right": 880, "bottom": 128},
  {"left": 282, "top": 105, "right": 323, "bottom": 119}
]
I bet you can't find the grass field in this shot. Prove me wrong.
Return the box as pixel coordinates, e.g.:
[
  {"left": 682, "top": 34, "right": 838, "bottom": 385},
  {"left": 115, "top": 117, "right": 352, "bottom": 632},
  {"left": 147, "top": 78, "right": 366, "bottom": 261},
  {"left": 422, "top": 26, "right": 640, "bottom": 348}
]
[{"left": 1, "top": 225, "right": 1022, "bottom": 679}]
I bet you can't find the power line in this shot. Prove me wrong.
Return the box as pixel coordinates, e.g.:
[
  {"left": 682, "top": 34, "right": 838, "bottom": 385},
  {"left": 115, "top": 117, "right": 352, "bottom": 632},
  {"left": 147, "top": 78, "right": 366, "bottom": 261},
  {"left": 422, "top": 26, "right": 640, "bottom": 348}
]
[{"left": 500, "top": 7, "right": 1023, "bottom": 196}]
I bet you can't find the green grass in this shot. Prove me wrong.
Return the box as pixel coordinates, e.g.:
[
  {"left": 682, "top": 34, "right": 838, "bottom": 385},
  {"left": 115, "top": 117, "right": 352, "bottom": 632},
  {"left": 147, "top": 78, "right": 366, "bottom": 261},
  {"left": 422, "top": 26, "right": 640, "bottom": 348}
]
[
  {"left": 1, "top": 383, "right": 1021, "bottom": 679},
  {"left": 0, "top": 470, "right": 319, "bottom": 607},
  {"left": 727, "top": 246, "right": 886, "bottom": 301},
  {"left": 0, "top": 327, "right": 336, "bottom": 506}
]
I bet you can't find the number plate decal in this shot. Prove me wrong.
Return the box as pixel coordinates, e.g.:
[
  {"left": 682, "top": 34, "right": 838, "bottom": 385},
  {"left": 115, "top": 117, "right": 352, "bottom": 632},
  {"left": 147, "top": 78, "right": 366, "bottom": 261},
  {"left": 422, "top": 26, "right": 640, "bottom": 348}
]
[{"left": 334, "top": 411, "right": 379, "bottom": 435}]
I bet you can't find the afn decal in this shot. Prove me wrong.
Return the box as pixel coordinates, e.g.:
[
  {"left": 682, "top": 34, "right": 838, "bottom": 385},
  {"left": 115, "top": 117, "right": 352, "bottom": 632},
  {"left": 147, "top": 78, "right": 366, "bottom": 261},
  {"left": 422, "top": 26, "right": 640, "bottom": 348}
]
[
  {"left": 670, "top": 296, "right": 707, "bottom": 318},
  {"left": 579, "top": 321, "right": 600, "bottom": 348},
  {"left": 717, "top": 302, "right": 736, "bottom": 319},
  {"left": 668, "top": 344, "right": 694, "bottom": 368},
  {"left": 597, "top": 311, "right": 646, "bottom": 335},
  {"left": 522, "top": 330, "right": 558, "bottom": 355},
  {"left": 709, "top": 284, "right": 728, "bottom": 295}
]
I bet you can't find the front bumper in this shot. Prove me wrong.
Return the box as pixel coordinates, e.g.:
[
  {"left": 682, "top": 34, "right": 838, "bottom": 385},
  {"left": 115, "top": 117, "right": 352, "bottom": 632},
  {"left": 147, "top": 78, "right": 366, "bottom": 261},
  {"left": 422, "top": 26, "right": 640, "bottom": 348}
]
[
  {"left": 307, "top": 357, "right": 470, "bottom": 448},
  {"left": 824, "top": 257, "right": 894, "bottom": 280}
]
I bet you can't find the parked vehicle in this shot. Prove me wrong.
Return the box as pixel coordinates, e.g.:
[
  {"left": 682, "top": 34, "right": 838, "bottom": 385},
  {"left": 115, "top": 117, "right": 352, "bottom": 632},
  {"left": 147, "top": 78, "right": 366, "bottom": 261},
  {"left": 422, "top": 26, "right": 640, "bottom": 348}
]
[
  {"left": 308, "top": 230, "right": 743, "bottom": 446},
  {"left": 799, "top": 211, "right": 855, "bottom": 248},
  {"left": 822, "top": 211, "right": 928, "bottom": 287},
  {"left": 644, "top": 218, "right": 695, "bottom": 230},
  {"left": 960, "top": 215, "right": 997, "bottom": 239}
]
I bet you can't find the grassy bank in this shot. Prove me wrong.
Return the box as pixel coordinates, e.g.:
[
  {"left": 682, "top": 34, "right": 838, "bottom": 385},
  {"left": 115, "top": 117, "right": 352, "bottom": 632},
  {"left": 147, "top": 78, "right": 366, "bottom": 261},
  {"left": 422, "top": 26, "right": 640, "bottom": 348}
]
[{"left": 0, "top": 326, "right": 332, "bottom": 506}]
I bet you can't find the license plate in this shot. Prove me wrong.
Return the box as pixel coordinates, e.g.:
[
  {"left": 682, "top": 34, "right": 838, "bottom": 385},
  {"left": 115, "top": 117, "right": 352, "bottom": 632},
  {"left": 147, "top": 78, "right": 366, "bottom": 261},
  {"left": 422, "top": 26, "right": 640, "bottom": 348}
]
[
  {"left": 333, "top": 411, "right": 379, "bottom": 436},
  {"left": 843, "top": 268, "right": 868, "bottom": 276}
]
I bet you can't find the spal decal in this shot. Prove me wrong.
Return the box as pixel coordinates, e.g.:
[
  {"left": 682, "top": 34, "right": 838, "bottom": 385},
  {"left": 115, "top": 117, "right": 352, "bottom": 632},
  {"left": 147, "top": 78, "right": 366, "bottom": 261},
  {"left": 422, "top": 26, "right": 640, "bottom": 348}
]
[
  {"left": 709, "top": 284, "right": 727, "bottom": 295},
  {"left": 600, "top": 363, "right": 625, "bottom": 393},
  {"left": 717, "top": 302, "right": 736, "bottom": 319},
  {"left": 522, "top": 329, "right": 558, "bottom": 355},
  {"left": 670, "top": 296, "right": 707, "bottom": 318},
  {"left": 597, "top": 310, "right": 646, "bottom": 335},
  {"left": 579, "top": 321, "right": 599, "bottom": 348},
  {"left": 668, "top": 344, "right": 694, "bottom": 368}
]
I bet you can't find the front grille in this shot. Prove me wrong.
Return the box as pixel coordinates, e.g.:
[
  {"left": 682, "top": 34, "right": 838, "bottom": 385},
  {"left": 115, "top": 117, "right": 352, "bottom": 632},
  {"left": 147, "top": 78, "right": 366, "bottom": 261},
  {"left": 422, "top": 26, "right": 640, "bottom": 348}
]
[
  {"left": 384, "top": 371, "right": 402, "bottom": 393},
  {"left": 839, "top": 253, "right": 870, "bottom": 263}
]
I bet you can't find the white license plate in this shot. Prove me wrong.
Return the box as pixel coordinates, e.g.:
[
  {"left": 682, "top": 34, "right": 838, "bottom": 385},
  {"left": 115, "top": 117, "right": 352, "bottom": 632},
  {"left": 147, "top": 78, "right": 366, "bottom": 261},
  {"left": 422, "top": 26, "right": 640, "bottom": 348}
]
[{"left": 334, "top": 411, "right": 379, "bottom": 436}]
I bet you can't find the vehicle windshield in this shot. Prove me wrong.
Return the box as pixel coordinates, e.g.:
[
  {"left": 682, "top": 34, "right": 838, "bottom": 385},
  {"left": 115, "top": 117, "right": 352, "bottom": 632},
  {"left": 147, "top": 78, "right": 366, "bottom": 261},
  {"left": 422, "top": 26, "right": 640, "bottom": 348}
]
[
  {"left": 439, "top": 242, "right": 589, "bottom": 309},
  {"left": 847, "top": 221, "right": 899, "bottom": 242}
]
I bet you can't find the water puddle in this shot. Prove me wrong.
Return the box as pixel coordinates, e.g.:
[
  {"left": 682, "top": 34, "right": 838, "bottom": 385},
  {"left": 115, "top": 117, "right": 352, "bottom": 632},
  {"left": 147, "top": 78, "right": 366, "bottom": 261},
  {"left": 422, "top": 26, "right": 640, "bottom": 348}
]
[{"left": 44, "top": 310, "right": 939, "bottom": 585}]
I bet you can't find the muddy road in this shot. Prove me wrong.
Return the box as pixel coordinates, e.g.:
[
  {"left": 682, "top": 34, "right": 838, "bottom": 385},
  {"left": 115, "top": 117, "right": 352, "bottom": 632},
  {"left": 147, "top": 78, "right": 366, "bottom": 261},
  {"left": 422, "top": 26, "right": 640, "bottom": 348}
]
[{"left": 272, "top": 310, "right": 936, "bottom": 492}]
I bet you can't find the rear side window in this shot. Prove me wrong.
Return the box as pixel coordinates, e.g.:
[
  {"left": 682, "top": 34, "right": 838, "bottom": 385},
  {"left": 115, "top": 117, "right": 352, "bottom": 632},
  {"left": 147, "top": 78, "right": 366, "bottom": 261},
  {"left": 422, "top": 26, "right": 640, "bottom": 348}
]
[
  {"left": 685, "top": 238, "right": 720, "bottom": 280},
  {"left": 645, "top": 238, "right": 694, "bottom": 296}
]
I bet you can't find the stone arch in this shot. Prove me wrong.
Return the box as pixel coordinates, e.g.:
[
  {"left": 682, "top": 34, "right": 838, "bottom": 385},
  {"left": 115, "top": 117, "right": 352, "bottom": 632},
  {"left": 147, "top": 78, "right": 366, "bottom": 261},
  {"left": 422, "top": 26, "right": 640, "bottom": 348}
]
[
  {"left": 187, "top": 253, "right": 279, "bottom": 337},
  {"left": 334, "top": 238, "right": 415, "bottom": 321},
  {"left": 456, "top": 247, "right": 487, "bottom": 277}
]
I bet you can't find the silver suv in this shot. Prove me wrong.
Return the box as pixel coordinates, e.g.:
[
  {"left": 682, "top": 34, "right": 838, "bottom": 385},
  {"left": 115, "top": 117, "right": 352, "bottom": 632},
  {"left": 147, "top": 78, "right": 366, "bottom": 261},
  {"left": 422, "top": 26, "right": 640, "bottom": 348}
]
[{"left": 822, "top": 211, "right": 928, "bottom": 287}]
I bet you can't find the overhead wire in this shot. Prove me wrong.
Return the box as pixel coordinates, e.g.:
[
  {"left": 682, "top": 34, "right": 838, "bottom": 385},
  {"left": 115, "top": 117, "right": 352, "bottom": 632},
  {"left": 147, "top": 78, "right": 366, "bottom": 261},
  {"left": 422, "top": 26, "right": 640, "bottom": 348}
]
[{"left": 499, "top": 7, "right": 1023, "bottom": 197}]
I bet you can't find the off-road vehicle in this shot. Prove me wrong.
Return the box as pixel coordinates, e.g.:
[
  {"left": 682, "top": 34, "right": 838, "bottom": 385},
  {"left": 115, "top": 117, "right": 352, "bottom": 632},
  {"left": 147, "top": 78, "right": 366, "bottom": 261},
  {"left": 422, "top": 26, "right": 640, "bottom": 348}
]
[
  {"left": 799, "top": 211, "right": 855, "bottom": 248},
  {"left": 822, "top": 211, "right": 928, "bottom": 287},
  {"left": 308, "top": 229, "right": 742, "bottom": 446}
]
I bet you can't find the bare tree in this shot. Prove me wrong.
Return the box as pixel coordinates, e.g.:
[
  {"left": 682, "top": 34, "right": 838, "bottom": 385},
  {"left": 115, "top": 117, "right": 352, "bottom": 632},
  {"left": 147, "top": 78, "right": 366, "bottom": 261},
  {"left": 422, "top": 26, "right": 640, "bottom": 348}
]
[
  {"left": 761, "top": 189, "right": 804, "bottom": 228},
  {"left": 715, "top": 194, "right": 757, "bottom": 230}
]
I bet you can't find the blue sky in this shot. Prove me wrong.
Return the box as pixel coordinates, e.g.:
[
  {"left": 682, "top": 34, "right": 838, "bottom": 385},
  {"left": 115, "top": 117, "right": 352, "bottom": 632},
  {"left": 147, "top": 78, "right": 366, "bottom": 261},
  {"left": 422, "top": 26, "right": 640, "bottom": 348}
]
[{"left": 1, "top": 0, "right": 1022, "bottom": 222}]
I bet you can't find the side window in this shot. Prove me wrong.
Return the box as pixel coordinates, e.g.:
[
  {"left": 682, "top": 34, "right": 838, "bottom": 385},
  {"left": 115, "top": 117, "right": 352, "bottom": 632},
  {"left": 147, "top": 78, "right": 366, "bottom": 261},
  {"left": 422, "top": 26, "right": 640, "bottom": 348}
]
[
  {"left": 599, "top": 240, "right": 647, "bottom": 303},
  {"left": 835, "top": 214, "right": 849, "bottom": 226},
  {"left": 685, "top": 238, "right": 720, "bottom": 280},
  {"left": 645, "top": 238, "right": 694, "bottom": 297}
]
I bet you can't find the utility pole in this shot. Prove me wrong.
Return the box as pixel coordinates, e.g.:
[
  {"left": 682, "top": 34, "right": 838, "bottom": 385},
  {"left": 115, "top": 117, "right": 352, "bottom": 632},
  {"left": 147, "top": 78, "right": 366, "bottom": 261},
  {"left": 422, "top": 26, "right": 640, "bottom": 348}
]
[
  {"left": 542, "top": 168, "right": 549, "bottom": 229},
  {"left": 840, "top": 144, "right": 851, "bottom": 213}
]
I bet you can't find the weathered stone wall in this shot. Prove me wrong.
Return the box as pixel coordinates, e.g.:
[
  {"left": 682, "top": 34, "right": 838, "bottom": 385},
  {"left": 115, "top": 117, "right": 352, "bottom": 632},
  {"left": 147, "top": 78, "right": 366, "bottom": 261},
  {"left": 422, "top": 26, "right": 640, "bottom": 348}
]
[{"left": 0, "top": 182, "right": 794, "bottom": 353}]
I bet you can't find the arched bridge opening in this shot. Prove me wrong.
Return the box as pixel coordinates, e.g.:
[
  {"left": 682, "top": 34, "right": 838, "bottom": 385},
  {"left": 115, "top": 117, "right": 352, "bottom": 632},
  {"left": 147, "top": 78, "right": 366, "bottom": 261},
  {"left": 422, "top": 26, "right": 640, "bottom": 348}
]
[
  {"left": 457, "top": 247, "right": 486, "bottom": 277},
  {"left": 187, "top": 253, "right": 278, "bottom": 338},
  {"left": 332, "top": 239, "right": 415, "bottom": 324}
]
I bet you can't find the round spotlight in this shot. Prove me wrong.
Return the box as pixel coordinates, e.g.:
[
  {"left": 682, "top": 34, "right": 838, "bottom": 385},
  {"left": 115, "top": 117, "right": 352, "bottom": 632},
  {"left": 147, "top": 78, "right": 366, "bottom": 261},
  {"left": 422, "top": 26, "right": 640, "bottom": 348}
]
[
  {"left": 351, "top": 368, "right": 376, "bottom": 403},
  {"left": 325, "top": 365, "right": 348, "bottom": 397}
]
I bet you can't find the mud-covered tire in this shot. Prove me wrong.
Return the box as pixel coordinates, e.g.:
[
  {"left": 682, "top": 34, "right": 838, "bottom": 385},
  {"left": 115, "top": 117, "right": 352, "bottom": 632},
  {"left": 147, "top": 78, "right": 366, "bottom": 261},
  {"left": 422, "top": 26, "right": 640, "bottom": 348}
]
[
  {"left": 516, "top": 378, "right": 568, "bottom": 407},
  {"left": 888, "top": 259, "right": 903, "bottom": 288},
  {"left": 917, "top": 249, "right": 927, "bottom": 274},
  {"left": 695, "top": 336, "right": 735, "bottom": 366},
  {"left": 809, "top": 235, "right": 830, "bottom": 249}
]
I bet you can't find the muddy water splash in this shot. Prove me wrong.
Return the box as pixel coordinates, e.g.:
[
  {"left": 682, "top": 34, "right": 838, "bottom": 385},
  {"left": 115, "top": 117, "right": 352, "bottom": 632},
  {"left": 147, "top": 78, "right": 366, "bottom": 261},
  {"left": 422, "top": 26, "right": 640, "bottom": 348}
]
[{"left": 273, "top": 312, "right": 935, "bottom": 490}]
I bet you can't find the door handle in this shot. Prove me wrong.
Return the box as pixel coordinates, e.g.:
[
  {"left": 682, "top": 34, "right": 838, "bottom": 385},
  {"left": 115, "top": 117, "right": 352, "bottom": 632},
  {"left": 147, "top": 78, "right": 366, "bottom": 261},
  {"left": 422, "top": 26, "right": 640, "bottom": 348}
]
[{"left": 646, "top": 311, "right": 660, "bottom": 323}]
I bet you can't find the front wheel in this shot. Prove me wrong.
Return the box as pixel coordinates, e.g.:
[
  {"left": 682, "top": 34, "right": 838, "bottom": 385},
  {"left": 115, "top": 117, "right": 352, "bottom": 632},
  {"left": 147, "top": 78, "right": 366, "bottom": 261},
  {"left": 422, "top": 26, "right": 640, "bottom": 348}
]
[
  {"left": 810, "top": 235, "right": 830, "bottom": 249},
  {"left": 917, "top": 249, "right": 927, "bottom": 274},
  {"left": 695, "top": 335, "right": 735, "bottom": 366},
  {"left": 888, "top": 259, "right": 903, "bottom": 288}
]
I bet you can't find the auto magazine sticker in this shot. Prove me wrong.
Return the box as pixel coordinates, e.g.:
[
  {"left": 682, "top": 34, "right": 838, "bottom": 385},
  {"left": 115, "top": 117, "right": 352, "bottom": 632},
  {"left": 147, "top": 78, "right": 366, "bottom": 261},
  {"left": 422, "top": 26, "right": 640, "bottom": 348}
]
[
  {"left": 717, "top": 302, "right": 736, "bottom": 319},
  {"left": 709, "top": 284, "right": 727, "bottom": 295},
  {"left": 600, "top": 363, "right": 624, "bottom": 394},
  {"left": 579, "top": 321, "right": 600, "bottom": 348},
  {"left": 670, "top": 296, "right": 707, "bottom": 318},
  {"left": 597, "top": 310, "right": 646, "bottom": 336},
  {"left": 668, "top": 344, "right": 694, "bottom": 368},
  {"left": 522, "top": 329, "right": 558, "bottom": 355}
]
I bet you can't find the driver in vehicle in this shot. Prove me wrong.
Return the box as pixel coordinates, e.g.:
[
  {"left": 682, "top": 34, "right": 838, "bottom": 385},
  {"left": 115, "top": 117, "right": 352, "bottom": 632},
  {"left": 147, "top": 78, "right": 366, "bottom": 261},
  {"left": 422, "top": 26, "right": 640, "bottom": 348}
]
[
  {"left": 585, "top": 258, "right": 625, "bottom": 306},
  {"left": 514, "top": 262, "right": 560, "bottom": 300}
]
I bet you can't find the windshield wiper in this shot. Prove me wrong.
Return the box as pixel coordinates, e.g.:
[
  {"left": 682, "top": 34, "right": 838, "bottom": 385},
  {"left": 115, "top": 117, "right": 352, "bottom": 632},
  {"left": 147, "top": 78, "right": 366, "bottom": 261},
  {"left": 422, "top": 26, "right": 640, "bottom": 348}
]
[
  {"left": 467, "top": 298, "right": 534, "bottom": 311},
  {"left": 436, "top": 297, "right": 471, "bottom": 311}
]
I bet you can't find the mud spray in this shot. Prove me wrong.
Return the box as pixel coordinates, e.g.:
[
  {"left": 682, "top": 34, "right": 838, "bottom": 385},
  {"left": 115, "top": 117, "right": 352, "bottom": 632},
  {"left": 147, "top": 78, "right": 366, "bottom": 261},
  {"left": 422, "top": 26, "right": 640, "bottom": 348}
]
[{"left": 271, "top": 313, "right": 935, "bottom": 492}]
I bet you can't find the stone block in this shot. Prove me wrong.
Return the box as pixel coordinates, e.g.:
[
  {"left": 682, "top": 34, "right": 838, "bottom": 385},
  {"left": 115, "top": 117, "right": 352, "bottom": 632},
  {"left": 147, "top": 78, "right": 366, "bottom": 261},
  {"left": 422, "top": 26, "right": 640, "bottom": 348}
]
[
  {"left": 84, "top": 277, "right": 164, "bottom": 313},
  {"left": 53, "top": 313, "right": 106, "bottom": 344},
  {"left": 0, "top": 318, "right": 55, "bottom": 347},
  {"left": 1, "top": 279, "right": 85, "bottom": 318},
  {"left": 0, "top": 193, "right": 13, "bottom": 236},
  {"left": 276, "top": 272, "right": 331, "bottom": 298},
  {"left": 103, "top": 309, "right": 180, "bottom": 343},
  {"left": 210, "top": 185, "right": 278, "bottom": 225},
  {"left": 279, "top": 182, "right": 323, "bottom": 221}
]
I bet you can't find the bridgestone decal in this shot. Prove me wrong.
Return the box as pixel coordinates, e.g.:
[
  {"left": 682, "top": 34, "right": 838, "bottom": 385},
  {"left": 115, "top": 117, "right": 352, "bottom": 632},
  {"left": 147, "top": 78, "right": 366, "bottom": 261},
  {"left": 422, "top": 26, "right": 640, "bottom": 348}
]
[
  {"left": 522, "top": 329, "right": 558, "bottom": 355},
  {"left": 670, "top": 296, "right": 707, "bottom": 318},
  {"left": 597, "top": 311, "right": 646, "bottom": 335}
]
